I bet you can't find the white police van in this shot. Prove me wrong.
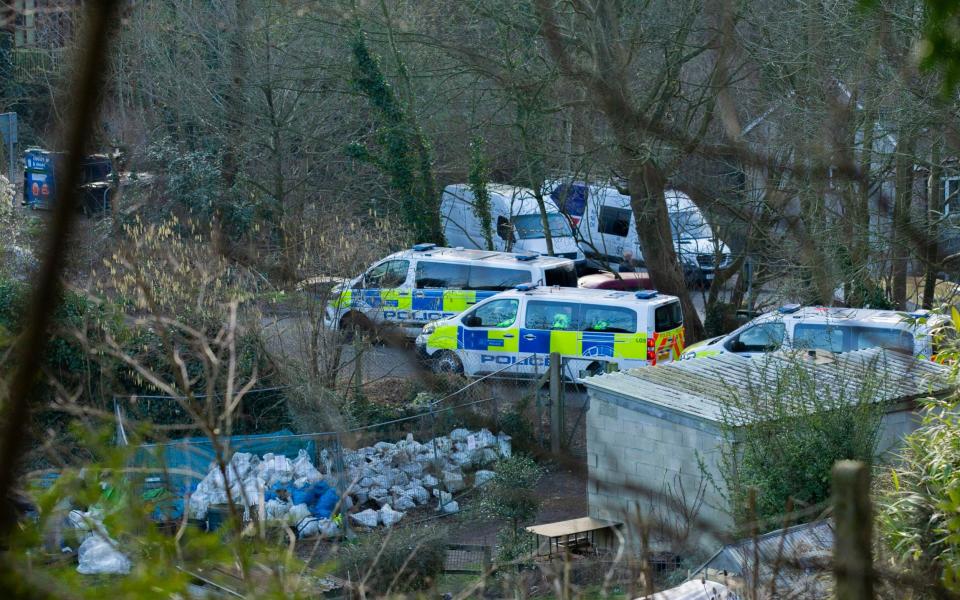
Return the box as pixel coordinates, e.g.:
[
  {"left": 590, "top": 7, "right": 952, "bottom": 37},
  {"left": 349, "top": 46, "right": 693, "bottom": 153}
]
[
  {"left": 325, "top": 244, "right": 578, "bottom": 338},
  {"left": 680, "top": 304, "right": 950, "bottom": 361},
  {"left": 415, "top": 286, "right": 685, "bottom": 379}
]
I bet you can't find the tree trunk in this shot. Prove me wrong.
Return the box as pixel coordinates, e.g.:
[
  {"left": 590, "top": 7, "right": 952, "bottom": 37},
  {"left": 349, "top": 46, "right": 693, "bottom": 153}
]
[
  {"left": 892, "top": 135, "right": 913, "bottom": 310},
  {"left": 923, "top": 142, "right": 941, "bottom": 309},
  {"left": 628, "top": 162, "right": 705, "bottom": 341}
]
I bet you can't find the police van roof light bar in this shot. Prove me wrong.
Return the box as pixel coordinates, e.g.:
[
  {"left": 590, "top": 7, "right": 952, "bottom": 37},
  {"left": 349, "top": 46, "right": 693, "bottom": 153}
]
[
  {"left": 412, "top": 243, "right": 436, "bottom": 252},
  {"left": 908, "top": 309, "right": 931, "bottom": 319},
  {"left": 635, "top": 290, "right": 658, "bottom": 299},
  {"left": 778, "top": 303, "right": 802, "bottom": 314},
  {"left": 515, "top": 253, "right": 538, "bottom": 261},
  {"left": 515, "top": 283, "right": 537, "bottom": 292}
]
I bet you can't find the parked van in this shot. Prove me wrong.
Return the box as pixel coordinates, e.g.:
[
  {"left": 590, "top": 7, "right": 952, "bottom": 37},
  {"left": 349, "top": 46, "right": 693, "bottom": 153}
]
[
  {"left": 440, "top": 183, "right": 584, "bottom": 262},
  {"left": 548, "top": 182, "right": 732, "bottom": 280},
  {"left": 679, "top": 304, "right": 950, "bottom": 361},
  {"left": 325, "top": 244, "right": 579, "bottom": 338},
  {"left": 415, "top": 286, "right": 685, "bottom": 379}
]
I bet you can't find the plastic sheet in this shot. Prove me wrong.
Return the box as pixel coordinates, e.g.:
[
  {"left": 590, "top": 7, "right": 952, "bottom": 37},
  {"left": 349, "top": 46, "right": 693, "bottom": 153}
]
[{"left": 77, "top": 534, "right": 132, "bottom": 575}]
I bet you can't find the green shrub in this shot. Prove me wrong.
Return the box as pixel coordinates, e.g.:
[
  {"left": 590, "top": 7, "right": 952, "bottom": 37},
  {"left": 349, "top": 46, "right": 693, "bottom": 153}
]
[
  {"left": 879, "top": 395, "right": 960, "bottom": 596},
  {"left": 481, "top": 456, "right": 543, "bottom": 565},
  {"left": 713, "top": 354, "right": 884, "bottom": 529},
  {"left": 339, "top": 526, "right": 448, "bottom": 593}
]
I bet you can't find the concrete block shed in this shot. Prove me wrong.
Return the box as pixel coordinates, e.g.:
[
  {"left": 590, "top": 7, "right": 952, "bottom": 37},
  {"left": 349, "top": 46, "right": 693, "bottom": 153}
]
[{"left": 580, "top": 348, "right": 951, "bottom": 550}]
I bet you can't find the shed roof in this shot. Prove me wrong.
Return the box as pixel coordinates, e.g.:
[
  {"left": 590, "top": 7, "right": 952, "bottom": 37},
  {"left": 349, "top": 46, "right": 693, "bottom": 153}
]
[
  {"left": 693, "top": 519, "right": 834, "bottom": 592},
  {"left": 582, "top": 348, "right": 950, "bottom": 426}
]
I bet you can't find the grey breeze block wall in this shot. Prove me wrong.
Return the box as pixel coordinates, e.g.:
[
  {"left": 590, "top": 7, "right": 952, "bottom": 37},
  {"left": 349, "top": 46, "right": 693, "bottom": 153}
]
[{"left": 586, "top": 390, "right": 923, "bottom": 551}]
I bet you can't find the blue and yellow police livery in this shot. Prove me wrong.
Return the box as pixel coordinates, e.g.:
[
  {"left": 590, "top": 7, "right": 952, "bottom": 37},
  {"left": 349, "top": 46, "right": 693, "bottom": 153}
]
[
  {"left": 325, "top": 244, "right": 579, "bottom": 338},
  {"left": 415, "top": 286, "right": 685, "bottom": 380}
]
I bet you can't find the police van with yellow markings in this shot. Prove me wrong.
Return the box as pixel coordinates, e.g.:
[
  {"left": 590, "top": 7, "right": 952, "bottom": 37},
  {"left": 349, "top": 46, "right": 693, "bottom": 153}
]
[
  {"left": 415, "top": 285, "right": 685, "bottom": 379},
  {"left": 679, "top": 304, "right": 950, "bottom": 361},
  {"left": 325, "top": 244, "right": 579, "bottom": 338}
]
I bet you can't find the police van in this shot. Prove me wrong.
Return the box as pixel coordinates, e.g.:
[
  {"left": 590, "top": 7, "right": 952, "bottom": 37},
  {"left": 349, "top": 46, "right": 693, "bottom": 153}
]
[
  {"left": 325, "top": 244, "right": 579, "bottom": 338},
  {"left": 415, "top": 286, "right": 685, "bottom": 379},
  {"left": 679, "top": 304, "right": 950, "bottom": 361}
]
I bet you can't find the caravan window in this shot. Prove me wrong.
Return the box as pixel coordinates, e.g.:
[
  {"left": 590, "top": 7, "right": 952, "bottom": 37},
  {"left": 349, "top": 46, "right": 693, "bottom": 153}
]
[
  {"left": 468, "top": 266, "right": 531, "bottom": 290},
  {"left": 415, "top": 262, "right": 469, "bottom": 288},
  {"left": 512, "top": 214, "right": 571, "bottom": 239},
  {"left": 598, "top": 206, "right": 631, "bottom": 237}
]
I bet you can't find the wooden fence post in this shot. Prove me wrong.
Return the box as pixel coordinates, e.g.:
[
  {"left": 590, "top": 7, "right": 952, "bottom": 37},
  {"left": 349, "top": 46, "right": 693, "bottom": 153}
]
[
  {"left": 550, "top": 352, "right": 561, "bottom": 453},
  {"left": 833, "top": 460, "right": 874, "bottom": 600}
]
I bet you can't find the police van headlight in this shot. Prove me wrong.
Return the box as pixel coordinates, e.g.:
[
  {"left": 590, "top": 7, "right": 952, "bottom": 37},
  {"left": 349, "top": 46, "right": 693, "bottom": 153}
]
[{"left": 422, "top": 322, "right": 437, "bottom": 336}]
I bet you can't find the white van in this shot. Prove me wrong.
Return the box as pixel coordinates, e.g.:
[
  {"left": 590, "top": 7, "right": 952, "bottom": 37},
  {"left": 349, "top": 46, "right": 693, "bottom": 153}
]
[
  {"left": 679, "top": 304, "right": 950, "bottom": 361},
  {"left": 547, "top": 182, "right": 732, "bottom": 280},
  {"left": 415, "top": 286, "right": 685, "bottom": 379},
  {"left": 325, "top": 244, "right": 579, "bottom": 338},
  {"left": 441, "top": 183, "right": 584, "bottom": 262}
]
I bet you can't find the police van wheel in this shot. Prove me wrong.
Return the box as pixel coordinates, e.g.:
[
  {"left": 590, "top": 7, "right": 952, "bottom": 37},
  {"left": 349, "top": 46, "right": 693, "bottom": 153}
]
[{"left": 432, "top": 351, "right": 463, "bottom": 375}]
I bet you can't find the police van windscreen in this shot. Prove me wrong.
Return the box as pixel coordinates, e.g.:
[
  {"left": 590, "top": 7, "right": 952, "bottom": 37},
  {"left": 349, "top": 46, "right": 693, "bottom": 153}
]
[
  {"left": 793, "top": 324, "right": 914, "bottom": 354},
  {"left": 654, "top": 301, "right": 683, "bottom": 332},
  {"left": 544, "top": 263, "right": 577, "bottom": 287},
  {"left": 415, "top": 261, "right": 532, "bottom": 290}
]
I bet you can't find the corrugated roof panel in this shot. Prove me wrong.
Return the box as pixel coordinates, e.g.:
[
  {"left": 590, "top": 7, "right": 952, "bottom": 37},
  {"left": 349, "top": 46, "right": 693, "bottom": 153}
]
[{"left": 584, "top": 349, "right": 950, "bottom": 425}]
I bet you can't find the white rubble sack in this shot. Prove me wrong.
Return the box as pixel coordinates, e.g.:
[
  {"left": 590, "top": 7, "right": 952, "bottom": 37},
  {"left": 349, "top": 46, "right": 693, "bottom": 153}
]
[
  {"left": 350, "top": 509, "right": 380, "bottom": 529},
  {"left": 393, "top": 494, "right": 416, "bottom": 511},
  {"left": 292, "top": 449, "right": 323, "bottom": 487},
  {"left": 474, "top": 470, "right": 496, "bottom": 486},
  {"left": 265, "top": 499, "right": 291, "bottom": 521},
  {"left": 257, "top": 453, "right": 293, "bottom": 488},
  {"left": 379, "top": 504, "right": 405, "bottom": 528},
  {"left": 287, "top": 503, "right": 312, "bottom": 525},
  {"left": 450, "top": 429, "right": 470, "bottom": 442},
  {"left": 77, "top": 534, "right": 132, "bottom": 575},
  {"left": 497, "top": 433, "right": 512, "bottom": 458},
  {"left": 443, "top": 470, "right": 466, "bottom": 493},
  {"left": 441, "top": 500, "right": 459, "bottom": 514},
  {"left": 298, "top": 517, "right": 340, "bottom": 539}
]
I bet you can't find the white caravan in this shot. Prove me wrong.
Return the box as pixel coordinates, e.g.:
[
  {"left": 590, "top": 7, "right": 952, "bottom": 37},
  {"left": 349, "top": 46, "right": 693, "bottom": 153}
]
[
  {"left": 548, "top": 182, "right": 732, "bottom": 280},
  {"left": 441, "top": 183, "right": 584, "bottom": 262}
]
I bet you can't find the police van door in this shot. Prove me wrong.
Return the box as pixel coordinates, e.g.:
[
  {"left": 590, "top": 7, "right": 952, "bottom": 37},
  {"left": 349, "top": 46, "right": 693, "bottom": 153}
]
[
  {"left": 458, "top": 298, "right": 521, "bottom": 375},
  {"left": 357, "top": 259, "right": 412, "bottom": 327},
  {"left": 519, "top": 300, "right": 582, "bottom": 376}
]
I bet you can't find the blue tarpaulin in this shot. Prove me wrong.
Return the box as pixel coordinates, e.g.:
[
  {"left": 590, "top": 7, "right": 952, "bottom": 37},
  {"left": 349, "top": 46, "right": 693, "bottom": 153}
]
[{"left": 132, "top": 430, "right": 317, "bottom": 495}]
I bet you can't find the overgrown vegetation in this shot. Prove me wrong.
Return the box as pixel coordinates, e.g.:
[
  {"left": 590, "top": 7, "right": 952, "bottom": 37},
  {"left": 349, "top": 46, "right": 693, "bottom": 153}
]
[
  {"left": 714, "top": 354, "right": 885, "bottom": 528},
  {"left": 339, "top": 525, "right": 448, "bottom": 593},
  {"left": 481, "top": 455, "right": 543, "bottom": 565}
]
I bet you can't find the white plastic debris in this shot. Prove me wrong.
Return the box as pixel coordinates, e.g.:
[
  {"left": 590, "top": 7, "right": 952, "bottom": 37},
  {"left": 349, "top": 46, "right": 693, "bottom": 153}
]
[
  {"left": 379, "top": 504, "right": 405, "bottom": 527},
  {"left": 76, "top": 534, "right": 132, "bottom": 575},
  {"left": 474, "top": 470, "right": 496, "bottom": 486},
  {"left": 350, "top": 509, "right": 380, "bottom": 529},
  {"left": 476, "top": 429, "right": 496, "bottom": 448},
  {"left": 441, "top": 500, "right": 459, "bottom": 514},
  {"left": 450, "top": 428, "right": 470, "bottom": 442}
]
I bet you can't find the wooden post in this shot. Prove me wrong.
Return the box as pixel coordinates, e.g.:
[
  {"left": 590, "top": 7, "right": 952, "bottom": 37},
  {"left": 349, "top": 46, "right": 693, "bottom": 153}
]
[
  {"left": 550, "top": 352, "right": 561, "bottom": 453},
  {"left": 833, "top": 460, "right": 874, "bottom": 600}
]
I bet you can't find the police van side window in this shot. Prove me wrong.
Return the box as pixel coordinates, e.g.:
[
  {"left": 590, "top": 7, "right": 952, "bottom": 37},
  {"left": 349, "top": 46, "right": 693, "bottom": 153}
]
[
  {"left": 463, "top": 299, "right": 519, "bottom": 328},
  {"left": 525, "top": 301, "right": 580, "bottom": 331},
  {"left": 725, "top": 322, "right": 785, "bottom": 353},
  {"left": 364, "top": 260, "right": 410, "bottom": 288},
  {"left": 468, "top": 266, "right": 531, "bottom": 290},
  {"left": 581, "top": 306, "right": 637, "bottom": 333},
  {"left": 793, "top": 324, "right": 845, "bottom": 352},
  {"left": 854, "top": 327, "right": 914, "bottom": 353},
  {"left": 415, "top": 261, "right": 469, "bottom": 288},
  {"left": 654, "top": 301, "right": 683, "bottom": 332}
]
